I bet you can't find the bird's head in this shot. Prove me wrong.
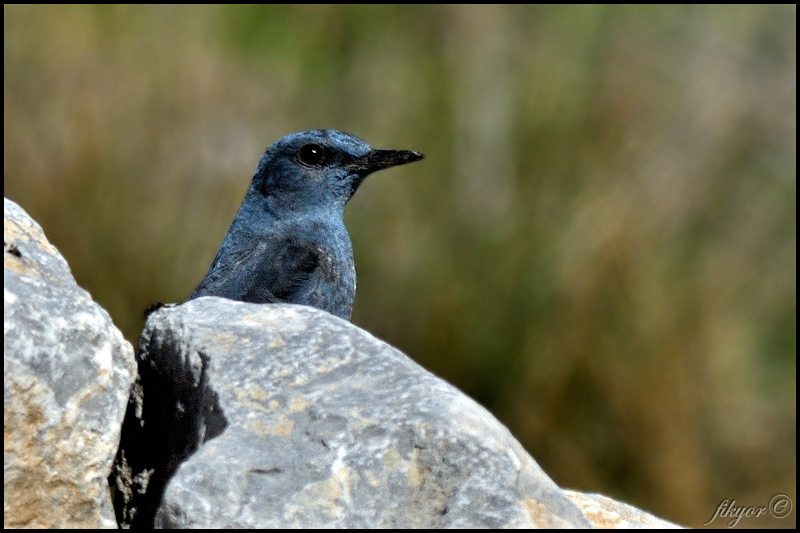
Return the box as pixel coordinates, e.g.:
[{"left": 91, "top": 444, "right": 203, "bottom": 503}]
[{"left": 251, "top": 129, "right": 423, "bottom": 215}]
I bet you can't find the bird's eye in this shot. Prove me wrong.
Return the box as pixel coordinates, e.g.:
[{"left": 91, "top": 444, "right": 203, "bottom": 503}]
[{"left": 298, "top": 143, "right": 326, "bottom": 166}]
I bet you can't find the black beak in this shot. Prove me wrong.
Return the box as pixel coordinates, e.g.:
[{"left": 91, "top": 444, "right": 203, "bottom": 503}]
[{"left": 349, "top": 149, "right": 424, "bottom": 175}]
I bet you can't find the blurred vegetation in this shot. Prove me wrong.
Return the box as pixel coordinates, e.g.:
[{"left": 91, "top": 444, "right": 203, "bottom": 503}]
[{"left": 4, "top": 5, "right": 795, "bottom": 527}]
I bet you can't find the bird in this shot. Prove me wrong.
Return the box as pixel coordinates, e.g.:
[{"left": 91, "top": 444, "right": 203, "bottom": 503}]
[{"left": 188, "top": 129, "right": 423, "bottom": 321}]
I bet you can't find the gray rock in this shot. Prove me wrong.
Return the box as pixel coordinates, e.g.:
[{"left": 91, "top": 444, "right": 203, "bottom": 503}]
[
  {"left": 121, "top": 298, "right": 594, "bottom": 528},
  {"left": 4, "top": 196, "right": 681, "bottom": 528},
  {"left": 565, "top": 491, "right": 683, "bottom": 529},
  {"left": 4, "top": 198, "right": 137, "bottom": 528}
]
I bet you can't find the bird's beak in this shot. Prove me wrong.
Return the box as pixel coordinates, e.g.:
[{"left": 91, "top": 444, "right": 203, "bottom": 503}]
[{"left": 349, "top": 149, "right": 424, "bottom": 175}]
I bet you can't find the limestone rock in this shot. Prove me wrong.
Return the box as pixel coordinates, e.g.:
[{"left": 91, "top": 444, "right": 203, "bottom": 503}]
[
  {"left": 4, "top": 198, "right": 137, "bottom": 528},
  {"left": 3, "top": 196, "right": 681, "bottom": 529},
  {"left": 118, "top": 298, "right": 594, "bottom": 528},
  {"left": 565, "top": 490, "right": 682, "bottom": 529}
]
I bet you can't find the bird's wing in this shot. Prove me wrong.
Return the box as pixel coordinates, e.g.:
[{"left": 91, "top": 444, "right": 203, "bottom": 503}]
[
  {"left": 190, "top": 236, "right": 320, "bottom": 305},
  {"left": 190, "top": 242, "right": 278, "bottom": 302},
  {"left": 263, "top": 240, "right": 320, "bottom": 301}
]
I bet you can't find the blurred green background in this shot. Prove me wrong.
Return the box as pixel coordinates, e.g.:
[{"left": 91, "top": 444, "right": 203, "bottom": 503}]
[{"left": 4, "top": 5, "right": 795, "bottom": 527}]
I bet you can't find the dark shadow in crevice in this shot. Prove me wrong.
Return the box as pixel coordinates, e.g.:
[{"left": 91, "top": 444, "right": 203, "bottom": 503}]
[{"left": 109, "top": 324, "right": 228, "bottom": 529}]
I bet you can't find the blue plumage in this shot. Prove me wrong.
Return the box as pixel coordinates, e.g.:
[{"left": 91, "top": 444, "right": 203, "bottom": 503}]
[{"left": 189, "top": 129, "right": 423, "bottom": 320}]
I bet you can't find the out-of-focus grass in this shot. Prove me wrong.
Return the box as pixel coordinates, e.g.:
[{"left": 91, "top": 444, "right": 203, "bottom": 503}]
[{"left": 4, "top": 5, "right": 795, "bottom": 527}]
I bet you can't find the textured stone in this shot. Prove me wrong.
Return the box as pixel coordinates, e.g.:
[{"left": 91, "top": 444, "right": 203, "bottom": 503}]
[
  {"left": 4, "top": 196, "right": 682, "bottom": 529},
  {"left": 565, "top": 490, "right": 682, "bottom": 529},
  {"left": 4, "top": 198, "right": 137, "bottom": 528},
  {"left": 119, "top": 298, "right": 594, "bottom": 528}
]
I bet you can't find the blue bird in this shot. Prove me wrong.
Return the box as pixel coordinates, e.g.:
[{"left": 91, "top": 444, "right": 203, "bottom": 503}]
[{"left": 188, "top": 129, "right": 423, "bottom": 320}]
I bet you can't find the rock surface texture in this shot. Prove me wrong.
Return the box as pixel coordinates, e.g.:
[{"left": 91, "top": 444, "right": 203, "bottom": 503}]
[
  {"left": 4, "top": 196, "right": 680, "bottom": 528},
  {"left": 565, "top": 491, "right": 681, "bottom": 529},
  {"left": 119, "top": 299, "right": 594, "bottom": 528},
  {"left": 4, "top": 198, "right": 137, "bottom": 528}
]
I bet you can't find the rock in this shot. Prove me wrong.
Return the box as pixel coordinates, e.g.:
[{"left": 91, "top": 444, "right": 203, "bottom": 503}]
[
  {"left": 4, "top": 198, "right": 137, "bottom": 529},
  {"left": 117, "top": 298, "right": 594, "bottom": 528},
  {"left": 565, "top": 490, "right": 682, "bottom": 529},
  {"left": 4, "top": 196, "right": 681, "bottom": 529}
]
